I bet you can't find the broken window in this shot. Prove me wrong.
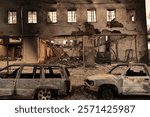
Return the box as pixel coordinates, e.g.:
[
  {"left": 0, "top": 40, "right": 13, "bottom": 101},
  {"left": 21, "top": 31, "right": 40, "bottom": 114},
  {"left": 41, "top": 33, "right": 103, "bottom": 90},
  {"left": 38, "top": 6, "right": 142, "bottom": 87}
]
[
  {"left": 148, "top": 42, "right": 150, "bottom": 50},
  {"left": 126, "top": 9, "right": 136, "bottom": 22},
  {"left": 126, "top": 65, "right": 147, "bottom": 76},
  {"left": 0, "top": 65, "right": 20, "bottom": 78},
  {"left": 67, "top": 10, "right": 76, "bottom": 23},
  {"left": 109, "top": 65, "right": 128, "bottom": 75},
  {"left": 0, "top": 38, "right": 22, "bottom": 61},
  {"left": 0, "top": 38, "right": 2, "bottom": 44},
  {"left": 8, "top": 11, "right": 17, "bottom": 24},
  {"left": 44, "top": 67, "right": 62, "bottom": 78},
  {"left": 87, "top": 9, "right": 96, "bottom": 22},
  {"left": 28, "top": 11, "right": 37, "bottom": 23},
  {"left": 47, "top": 10, "right": 57, "bottom": 23},
  {"left": 105, "top": 35, "right": 108, "bottom": 41},
  {"left": 20, "top": 66, "right": 41, "bottom": 78},
  {"left": 107, "top": 9, "right": 116, "bottom": 22}
]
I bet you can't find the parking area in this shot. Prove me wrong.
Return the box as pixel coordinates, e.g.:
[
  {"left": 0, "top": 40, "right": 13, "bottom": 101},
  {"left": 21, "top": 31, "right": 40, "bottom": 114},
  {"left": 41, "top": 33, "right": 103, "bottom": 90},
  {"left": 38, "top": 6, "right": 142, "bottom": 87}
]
[{"left": 1, "top": 63, "right": 150, "bottom": 100}]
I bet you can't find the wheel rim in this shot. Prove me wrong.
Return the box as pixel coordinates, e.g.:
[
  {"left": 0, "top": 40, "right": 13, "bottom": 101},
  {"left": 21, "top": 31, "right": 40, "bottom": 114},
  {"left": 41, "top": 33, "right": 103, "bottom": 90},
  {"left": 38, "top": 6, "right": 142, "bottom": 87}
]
[
  {"left": 37, "top": 89, "right": 51, "bottom": 100},
  {"left": 102, "top": 89, "right": 113, "bottom": 100}
]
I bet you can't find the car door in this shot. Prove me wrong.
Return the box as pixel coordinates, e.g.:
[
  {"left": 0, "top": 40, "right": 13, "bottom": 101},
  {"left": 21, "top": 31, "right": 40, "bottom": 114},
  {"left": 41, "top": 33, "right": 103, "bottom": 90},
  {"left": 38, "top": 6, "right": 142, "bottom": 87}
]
[
  {"left": 40, "top": 66, "right": 66, "bottom": 94},
  {"left": 15, "top": 65, "right": 41, "bottom": 98},
  {"left": 0, "top": 65, "right": 20, "bottom": 97},
  {"left": 123, "top": 65, "right": 150, "bottom": 95}
]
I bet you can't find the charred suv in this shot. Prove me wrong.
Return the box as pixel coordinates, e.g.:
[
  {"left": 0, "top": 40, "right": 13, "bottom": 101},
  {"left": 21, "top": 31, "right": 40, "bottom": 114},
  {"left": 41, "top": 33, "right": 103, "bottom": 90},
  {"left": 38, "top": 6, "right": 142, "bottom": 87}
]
[
  {"left": 84, "top": 63, "right": 150, "bottom": 99},
  {"left": 0, "top": 63, "right": 71, "bottom": 100}
]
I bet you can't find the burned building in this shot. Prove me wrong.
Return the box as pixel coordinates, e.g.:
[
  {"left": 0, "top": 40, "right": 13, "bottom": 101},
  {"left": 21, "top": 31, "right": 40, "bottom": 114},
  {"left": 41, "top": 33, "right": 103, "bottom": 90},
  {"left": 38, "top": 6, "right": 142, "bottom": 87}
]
[{"left": 0, "top": 0, "right": 148, "bottom": 66}]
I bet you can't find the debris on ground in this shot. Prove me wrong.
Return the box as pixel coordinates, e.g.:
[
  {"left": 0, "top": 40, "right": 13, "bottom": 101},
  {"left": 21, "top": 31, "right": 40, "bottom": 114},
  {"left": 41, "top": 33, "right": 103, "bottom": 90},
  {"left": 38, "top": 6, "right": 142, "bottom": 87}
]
[
  {"left": 69, "top": 64, "right": 114, "bottom": 86},
  {"left": 47, "top": 56, "right": 83, "bottom": 68}
]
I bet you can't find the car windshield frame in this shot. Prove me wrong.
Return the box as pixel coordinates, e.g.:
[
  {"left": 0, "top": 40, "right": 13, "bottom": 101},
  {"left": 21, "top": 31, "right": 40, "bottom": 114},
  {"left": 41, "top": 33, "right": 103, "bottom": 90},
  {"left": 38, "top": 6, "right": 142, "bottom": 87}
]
[
  {"left": 108, "top": 64, "right": 129, "bottom": 75},
  {"left": 0, "top": 65, "right": 21, "bottom": 79}
]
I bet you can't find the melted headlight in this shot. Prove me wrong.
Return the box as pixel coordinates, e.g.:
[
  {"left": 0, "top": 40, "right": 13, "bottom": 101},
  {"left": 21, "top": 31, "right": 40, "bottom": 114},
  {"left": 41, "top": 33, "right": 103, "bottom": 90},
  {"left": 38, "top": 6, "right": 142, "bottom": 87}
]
[{"left": 85, "top": 79, "right": 94, "bottom": 86}]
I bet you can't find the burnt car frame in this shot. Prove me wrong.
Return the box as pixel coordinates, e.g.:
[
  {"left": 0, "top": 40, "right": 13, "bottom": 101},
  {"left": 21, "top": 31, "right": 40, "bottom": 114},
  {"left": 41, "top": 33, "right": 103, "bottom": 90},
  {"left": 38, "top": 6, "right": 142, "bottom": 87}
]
[
  {"left": 84, "top": 63, "right": 150, "bottom": 99},
  {"left": 0, "top": 63, "right": 71, "bottom": 100}
]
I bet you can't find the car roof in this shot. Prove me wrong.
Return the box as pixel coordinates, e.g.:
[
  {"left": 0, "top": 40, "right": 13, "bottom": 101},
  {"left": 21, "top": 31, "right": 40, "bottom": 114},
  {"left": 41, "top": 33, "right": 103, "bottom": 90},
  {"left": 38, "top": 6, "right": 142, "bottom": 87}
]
[
  {"left": 11, "top": 63, "right": 147, "bottom": 66},
  {"left": 9, "top": 63, "right": 65, "bottom": 67},
  {"left": 116, "top": 63, "right": 147, "bottom": 66}
]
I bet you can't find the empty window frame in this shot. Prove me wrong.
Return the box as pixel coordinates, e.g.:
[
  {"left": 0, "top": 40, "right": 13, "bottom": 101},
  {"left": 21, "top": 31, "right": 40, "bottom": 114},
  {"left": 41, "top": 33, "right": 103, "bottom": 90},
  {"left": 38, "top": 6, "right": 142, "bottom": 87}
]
[
  {"left": 8, "top": 11, "right": 17, "bottom": 24},
  {"left": 126, "top": 9, "right": 136, "bottom": 22},
  {"left": 0, "top": 38, "right": 2, "bottom": 44},
  {"left": 20, "top": 66, "right": 41, "bottom": 78},
  {"left": 126, "top": 66, "right": 147, "bottom": 76},
  {"left": 0, "top": 37, "right": 22, "bottom": 61},
  {"left": 47, "top": 10, "right": 57, "bottom": 23},
  {"left": 28, "top": 11, "right": 37, "bottom": 23},
  {"left": 0, "top": 65, "right": 20, "bottom": 78},
  {"left": 44, "top": 67, "right": 62, "bottom": 78},
  {"left": 67, "top": 10, "right": 77, "bottom": 23},
  {"left": 87, "top": 9, "right": 96, "bottom": 22},
  {"left": 109, "top": 65, "right": 128, "bottom": 75},
  {"left": 107, "top": 9, "right": 116, "bottom": 22}
]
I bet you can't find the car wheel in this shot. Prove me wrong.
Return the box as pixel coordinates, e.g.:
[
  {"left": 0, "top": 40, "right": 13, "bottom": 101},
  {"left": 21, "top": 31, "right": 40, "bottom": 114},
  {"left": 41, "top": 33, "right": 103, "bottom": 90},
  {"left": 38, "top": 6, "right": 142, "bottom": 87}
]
[
  {"left": 101, "top": 88, "right": 114, "bottom": 100},
  {"left": 37, "top": 89, "right": 52, "bottom": 100}
]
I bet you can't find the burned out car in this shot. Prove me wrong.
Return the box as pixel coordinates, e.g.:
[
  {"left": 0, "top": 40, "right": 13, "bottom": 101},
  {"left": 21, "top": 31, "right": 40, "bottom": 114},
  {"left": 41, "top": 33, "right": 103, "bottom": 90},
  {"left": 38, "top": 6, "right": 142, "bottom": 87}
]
[
  {"left": 0, "top": 63, "right": 71, "bottom": 100},
  {"left": 84, "top": 63, "right": 150, "bottom": 99}
]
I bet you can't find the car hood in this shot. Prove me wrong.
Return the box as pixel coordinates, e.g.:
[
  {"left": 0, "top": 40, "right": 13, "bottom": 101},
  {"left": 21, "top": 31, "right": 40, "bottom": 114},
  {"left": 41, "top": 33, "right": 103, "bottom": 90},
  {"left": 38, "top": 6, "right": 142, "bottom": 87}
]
[{"left": 87, "top": 73, "right": 117, "bottom": 80}]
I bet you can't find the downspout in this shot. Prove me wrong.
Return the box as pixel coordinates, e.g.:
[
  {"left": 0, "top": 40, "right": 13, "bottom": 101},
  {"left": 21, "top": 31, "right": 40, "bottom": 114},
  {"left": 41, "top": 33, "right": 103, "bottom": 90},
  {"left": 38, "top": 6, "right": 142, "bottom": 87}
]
[
  {"left": 20, "top": 6, "right": 24, "bottom": 62},
  {"left": 21, "top": 6, "right": 24, "bottom": 35}
]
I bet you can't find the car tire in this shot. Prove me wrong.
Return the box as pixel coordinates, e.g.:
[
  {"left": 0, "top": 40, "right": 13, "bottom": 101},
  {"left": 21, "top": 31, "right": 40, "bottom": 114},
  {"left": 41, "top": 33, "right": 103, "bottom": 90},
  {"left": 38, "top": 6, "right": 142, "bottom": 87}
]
[
  {"left": 100, "top": 88, "right": 114, "bottom": 100},
  {"left": 36, "top": 89, "right": 52, "bottom": 100}
]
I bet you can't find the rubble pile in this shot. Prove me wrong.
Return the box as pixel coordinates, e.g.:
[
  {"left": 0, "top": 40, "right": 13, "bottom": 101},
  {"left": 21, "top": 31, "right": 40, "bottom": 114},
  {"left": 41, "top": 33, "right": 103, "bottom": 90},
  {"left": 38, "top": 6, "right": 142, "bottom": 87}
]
[
  {"left": 39, "top": 40, "right": 83, "bottom": 67},
  {"left": 47, "top": 55, "right": 83, "bottom": 68},
  {"left": 69, "top": 64, "right": 114, "bottom": 86},
  {"left": 46, "top": 47, "right": 83, "bottom": 67},
  {"left": 59, "top": 57, "right": 83, "bottom": 67}
]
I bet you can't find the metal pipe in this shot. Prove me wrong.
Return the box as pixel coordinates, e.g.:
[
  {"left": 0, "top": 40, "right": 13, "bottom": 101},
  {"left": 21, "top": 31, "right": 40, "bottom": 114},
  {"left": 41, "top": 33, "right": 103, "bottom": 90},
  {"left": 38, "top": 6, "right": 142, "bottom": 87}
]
[
  {"left": 21, "top": 6, "right": 24, "bottom": 35},
  {"left": 6, "top": 43, "right": 9, "bottom": 73}
]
